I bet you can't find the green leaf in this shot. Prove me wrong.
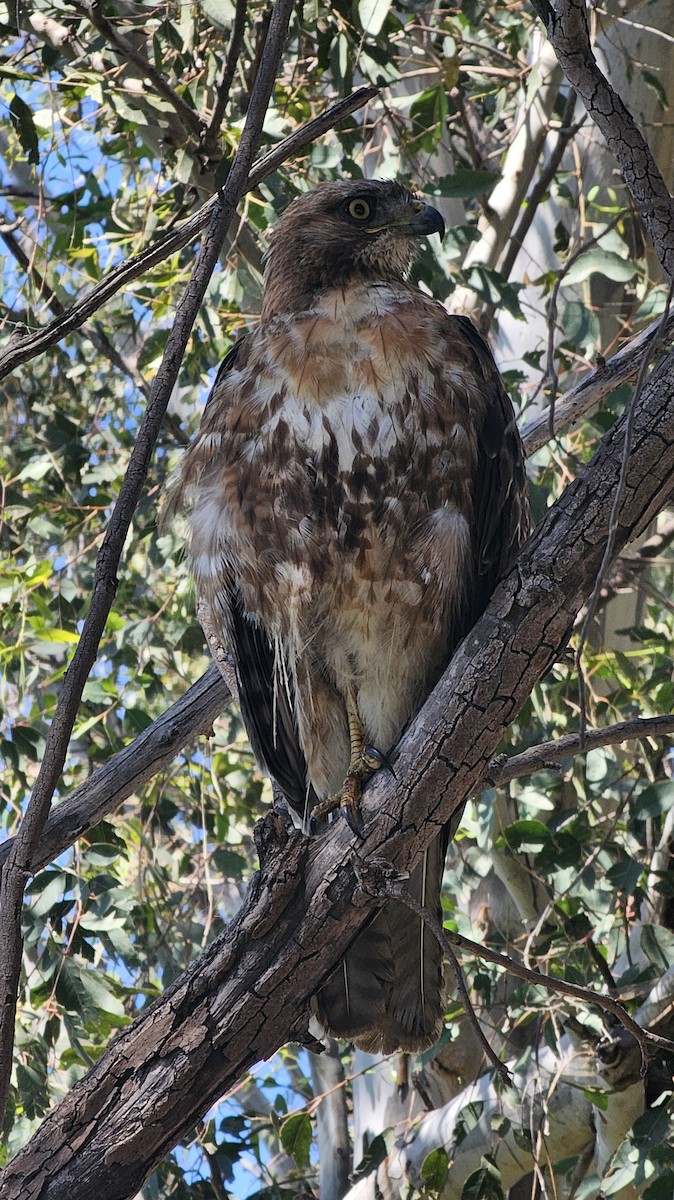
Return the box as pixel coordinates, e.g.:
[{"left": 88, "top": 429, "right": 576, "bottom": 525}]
[
  {"left": 644, "top": 1174, "right": 674, "bottom": 1200},
  {"left": 352, "top": 1131, "right": 393, "bottom": 1184},
  {"left": 359, "top": 0, "right": 391, "bottom": 36},
  {"left": 582, "top": 1087, "right": 609, "bottom": 1110},
  {"left": 562, "top": 249, "right": 637, "bottom": 287},
  {"left": 641, "top": 69, "right": 668, "bottom": 113},
  {"left": 633, "top": 781, "right": 674, "bottom": 819},
  {"left": 9, "top": 93, "right": 39, "bottom": 164},
  {"left": 606, "top": 856, "right": 643, "bottom": 892},
  {"left": 496, "top": 819, "right": 551, "bottom": 853},
  {"left": 461, "top": 1156, "right": 504, "bottom": 1200},
  {"left": 279, "top": 1111, "right": 312, "bottom": 1169},
  {"left": 429, "top": 170, "right": 501, "bottom": 199},
  {"left": 200, "top": 0, "right": 236, "bottom": 28},
  {"left": 421, "top": 1148, "right": 449, "bottom": 1193}
]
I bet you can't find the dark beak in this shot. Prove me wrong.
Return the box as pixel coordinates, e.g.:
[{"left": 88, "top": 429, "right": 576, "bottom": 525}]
[{"left": 408, "top": 202, "right": 445, "bottom": 240}]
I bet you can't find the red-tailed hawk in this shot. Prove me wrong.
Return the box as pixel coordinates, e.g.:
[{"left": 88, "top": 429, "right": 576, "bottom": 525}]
[{"left": 170, "top": 180, "right": 529, "bottom": 1053}]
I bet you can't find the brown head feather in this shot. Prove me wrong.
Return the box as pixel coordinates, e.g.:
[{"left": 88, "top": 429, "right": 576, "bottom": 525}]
[{"left": 261, "top": 180, "right": 438, "bottom": 318}]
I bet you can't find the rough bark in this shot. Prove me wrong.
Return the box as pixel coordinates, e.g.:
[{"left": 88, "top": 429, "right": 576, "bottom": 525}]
[
  {"left": 530, "top": 0, "right": 674, "bottom": 280},
  {"left": 2, "top": 340, "right": 674, "bottom": 1199}
]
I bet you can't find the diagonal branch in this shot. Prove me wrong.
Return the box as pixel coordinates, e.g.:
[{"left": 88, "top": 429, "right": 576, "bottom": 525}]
[
  {"left": 2, "top": 341, "right": 674, "bottom": 1200},
  {"left": 529, "top": 0, "right": 674, "bottom": 279},
  {"left": 521, "top": 307, "right": 674, "bottom": 455},
  {"left": 201, "top": 0, "right": 249, "bottom": 159},
  {"left": 0, "top": 86, "right": 377, "bottom": 382},
  {"left": 0, "top": 665, "right": 231, "bottom": 877},
  {"left": 0, "top": 0, "right": 297, "bottom": 1129}
]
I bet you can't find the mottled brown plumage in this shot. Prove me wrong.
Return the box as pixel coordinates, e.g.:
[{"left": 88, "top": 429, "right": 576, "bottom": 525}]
[{"left": 170, "top": 179, "right": 529, "bottom": 1053}]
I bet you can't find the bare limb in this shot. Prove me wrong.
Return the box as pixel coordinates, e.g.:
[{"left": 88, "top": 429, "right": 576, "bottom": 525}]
[
  {"left": 0, "top": 664, "right": 231, "bottom": 878},
  {"left": 0, "top": 86, "right": 377, "bottom": 381},
  {"left": 66, "top": 0, "right": 205, "bottom": 141},
  {"left": 530, "top": 0, "right": 674, "bottom": 279},
  {"left": 484, "top": 712, "right": 674, "bottom": 788},
  {"left": 521, "top": 306, "right": 674, "bottom": 455},
  {"left": 201, "top": 0, "right": 249, "bottom": 159},
  {"left": 499, "top": 88, "right": 583, "bottom": 281},
  {"left": 0, "top": 0, "right": 297, "bottom": 1128}
]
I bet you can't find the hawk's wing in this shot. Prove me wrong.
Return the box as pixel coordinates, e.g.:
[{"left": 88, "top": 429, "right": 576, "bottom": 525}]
[
  {"left": 456, "top": 315, "right": 530, "bottom": 626},
  {"left": 203, "top": 343, "right": 314, "bottom": 816}
]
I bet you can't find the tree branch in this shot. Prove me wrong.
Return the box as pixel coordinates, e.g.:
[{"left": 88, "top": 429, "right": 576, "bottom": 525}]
[
  {"left": 530, "top": 0, "right": 674, "bottom": 279},
  {"left": 0, "top": 86, "right": 377, "bottom": 381},
  {"left": 521, "top": 307, "right": 674, "bottom": 455},
  {"left": 0, "top": 664, "right": 231, "bottom": 877},
  {"left": 0, "top": 0, "right": 297, "bottom": 1129},
  {"left": 3, "top": 340, "right": 674, "bottom": 1200},
  {"left": 201, "top": 0, "right": 249, "bottom": 159},
  {"left": 485, "top": 712, "right": 674, "bottom": 788}
]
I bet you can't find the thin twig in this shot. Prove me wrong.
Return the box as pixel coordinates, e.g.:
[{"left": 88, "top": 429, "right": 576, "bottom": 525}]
[
  {"left": 67, "top": 0, "right": 205, "bottom": 141},
  {"left": 499, "top": 90, "right": 583, "bottom": 281},
  {"left": 444, "top": 940, "right": 514, "bottom": 1087},
  {"left": 391, "top": 885, "right": 674, "bottom": 1073},
  {"left": 201, "top": 0, "right": 248, "bottom": 158},
  {"left": 0, "top": 0, "right": 296, "bottom": 1128},
  {"left": 0, "top": 86, "right": 378, "bottom": 380}
]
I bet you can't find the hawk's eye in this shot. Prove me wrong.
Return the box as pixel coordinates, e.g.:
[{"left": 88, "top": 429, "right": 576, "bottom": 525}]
[{"left": 347, "top": 198, "right": 371, "bottom": 221}]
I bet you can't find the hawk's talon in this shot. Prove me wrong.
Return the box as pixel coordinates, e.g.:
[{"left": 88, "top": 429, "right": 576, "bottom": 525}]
[
  {"left": 362, "top": 744, "right": 396, "bottom": 778},
  {"left": 341, "top": 798, "right": 366, "bottom": 840}
]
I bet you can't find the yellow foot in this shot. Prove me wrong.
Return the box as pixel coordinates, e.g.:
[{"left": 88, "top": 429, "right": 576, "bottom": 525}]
[{"left": 311, "top": 746, "right": 392, "bottom": 837}]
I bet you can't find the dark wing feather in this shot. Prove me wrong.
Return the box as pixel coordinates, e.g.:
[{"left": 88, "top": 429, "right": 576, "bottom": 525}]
[
  {"left": 206, "top": 342, "right": 315, "bottom": 817},
  {"left": 225, "top": 583, "right": 315, "bottom": 815},
  {"left": 455, "top": 315, "right": 530, "bottom": 622}
]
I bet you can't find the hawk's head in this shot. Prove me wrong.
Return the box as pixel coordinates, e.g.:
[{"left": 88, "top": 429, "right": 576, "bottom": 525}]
[{"left": 261, "top": 180, "right": 445, "bottom": 317}]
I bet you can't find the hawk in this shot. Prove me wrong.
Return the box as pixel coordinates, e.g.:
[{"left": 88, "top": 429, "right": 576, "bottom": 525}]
[{"left": 170, "top": 180, "right": 529, "bottom": 1053}]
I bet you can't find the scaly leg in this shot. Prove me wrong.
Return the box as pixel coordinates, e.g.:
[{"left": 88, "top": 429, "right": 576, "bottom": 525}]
[{"left": 312, "top": 691, "right": 389, "bottom": 835}]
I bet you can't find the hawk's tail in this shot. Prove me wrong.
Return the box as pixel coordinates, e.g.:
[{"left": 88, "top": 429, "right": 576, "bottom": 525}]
[{"left": 314, "top": 838, "right": 446, "bottom": 1054}]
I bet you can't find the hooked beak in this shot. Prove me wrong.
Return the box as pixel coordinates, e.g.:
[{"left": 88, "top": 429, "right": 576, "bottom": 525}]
[{"left": 408, "top": 201, "right": 445, "bottom": 240}]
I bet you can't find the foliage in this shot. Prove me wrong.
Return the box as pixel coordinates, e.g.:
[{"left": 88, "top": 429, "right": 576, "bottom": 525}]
[{"left": 1, "top": 1, "right": 673, "bottom": 1196}]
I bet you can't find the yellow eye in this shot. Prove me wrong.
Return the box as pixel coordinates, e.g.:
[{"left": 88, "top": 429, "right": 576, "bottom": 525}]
[{"left": 348, "top": 198, "right": 371, "bottom": 220}]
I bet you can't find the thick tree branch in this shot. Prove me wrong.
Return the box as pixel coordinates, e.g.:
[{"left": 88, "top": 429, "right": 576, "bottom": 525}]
[
  {"left": 0, "top": 0, "right": 296, "bottom": 1128},
  {"left": 3, "top": 343, "right": 674, "bottom": 1200},
  {"left": 0, "top": 87, "right": 377, "bottom": 381},
  {"left": 530, "top": 0, "right": 674, "bottom": 279}
]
